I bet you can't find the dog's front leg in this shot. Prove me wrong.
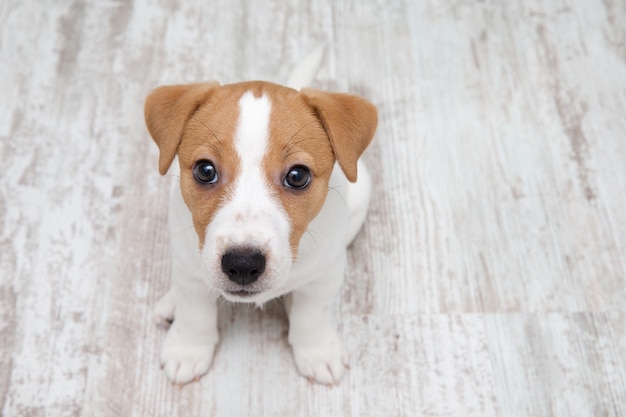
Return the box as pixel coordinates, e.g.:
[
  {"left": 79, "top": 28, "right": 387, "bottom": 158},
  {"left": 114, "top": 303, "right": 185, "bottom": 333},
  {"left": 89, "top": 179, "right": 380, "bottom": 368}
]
[
  {"left": 159, "top": 258, "right": 219, "bottom": 385},
  {"left": 285, "top": 257, "right": 349, "bottom": 385}
]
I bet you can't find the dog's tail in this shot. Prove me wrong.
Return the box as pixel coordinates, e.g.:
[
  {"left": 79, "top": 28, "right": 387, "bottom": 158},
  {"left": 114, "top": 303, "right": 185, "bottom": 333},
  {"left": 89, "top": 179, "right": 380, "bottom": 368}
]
[{"left": 287, "top": 45, "right": 325, "bottom": 90}]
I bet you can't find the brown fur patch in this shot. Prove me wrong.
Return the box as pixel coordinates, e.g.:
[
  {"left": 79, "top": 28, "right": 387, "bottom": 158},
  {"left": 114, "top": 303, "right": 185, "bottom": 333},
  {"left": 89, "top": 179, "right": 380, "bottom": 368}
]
[
  {"left": 175, "top": 85, "right": 245, "bottom": 244},
  {"left": 263, "top": 87, "right": 336, "bottom": 255}
]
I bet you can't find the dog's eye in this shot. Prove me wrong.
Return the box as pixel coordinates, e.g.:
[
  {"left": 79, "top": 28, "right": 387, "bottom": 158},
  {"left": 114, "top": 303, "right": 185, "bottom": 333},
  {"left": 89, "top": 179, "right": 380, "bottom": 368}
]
[
  {"left": 284, "top": 165, "right": 311, "bottom": 189},
  {"left": 193, "top": 160, "right": 219, "bottom": 184}
]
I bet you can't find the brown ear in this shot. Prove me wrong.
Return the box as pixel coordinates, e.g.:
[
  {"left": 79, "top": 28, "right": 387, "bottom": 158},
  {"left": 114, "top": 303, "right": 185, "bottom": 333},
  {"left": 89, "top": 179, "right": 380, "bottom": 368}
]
[
  {"left": 144, "top": 82, "right": 219, "bottom": 175},
  {"left": 300, "top": 88, "right": 377, "bottom": 182}
]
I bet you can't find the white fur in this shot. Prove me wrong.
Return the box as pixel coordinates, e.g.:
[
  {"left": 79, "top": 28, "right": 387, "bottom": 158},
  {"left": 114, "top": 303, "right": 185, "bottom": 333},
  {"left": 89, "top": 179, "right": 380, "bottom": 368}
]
[{"left": 155, "top": 52, "right": 372, "bottom": 385}]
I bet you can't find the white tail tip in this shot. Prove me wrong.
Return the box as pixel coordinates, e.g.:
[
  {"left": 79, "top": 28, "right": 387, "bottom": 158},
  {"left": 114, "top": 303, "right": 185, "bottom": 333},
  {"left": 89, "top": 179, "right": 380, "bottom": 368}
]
[{"left": 287, "top": 45, "right": 325, "bottom": 90}]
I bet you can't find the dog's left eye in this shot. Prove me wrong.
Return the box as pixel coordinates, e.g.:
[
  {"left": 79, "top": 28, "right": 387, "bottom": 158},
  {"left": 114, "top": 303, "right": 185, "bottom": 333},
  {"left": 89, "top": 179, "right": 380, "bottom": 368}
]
[
  {"left": 284, "top": 165, "right": 311, "bottom": 189},
  {"left": 193, "top": 160, "right": 219, "bottom": 184}
]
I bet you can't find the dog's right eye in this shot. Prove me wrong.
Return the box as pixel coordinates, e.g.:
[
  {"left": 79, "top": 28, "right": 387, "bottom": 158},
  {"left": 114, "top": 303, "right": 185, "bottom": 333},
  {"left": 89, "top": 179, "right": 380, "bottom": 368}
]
[{"left": 193, "top": 160, "right": 219, "bottom": 184}]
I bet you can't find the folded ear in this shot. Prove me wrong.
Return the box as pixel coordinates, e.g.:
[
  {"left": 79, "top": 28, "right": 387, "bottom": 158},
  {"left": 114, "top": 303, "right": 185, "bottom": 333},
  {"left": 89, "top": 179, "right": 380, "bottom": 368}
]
[
  {"left": 300, "top": 88, "right": 377, "bottom": 182},
  {"left": 144, "top": 82, "right": 219, "bottom": 175}
]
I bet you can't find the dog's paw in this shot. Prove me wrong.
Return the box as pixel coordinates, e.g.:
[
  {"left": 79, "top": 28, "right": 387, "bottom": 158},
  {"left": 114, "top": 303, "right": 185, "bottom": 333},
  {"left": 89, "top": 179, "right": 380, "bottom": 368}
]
[
  {"left": 160, "top": 321, "right": 218, "bottom": 385},
  {"left": 291, "top": 338, "right": 349, "bottom": 385},
  {"left": 160, "top": 336, "right": 216, "bottom": 385},
  {"left": 153, "top": 290, "right": 176, "bottom": 327},
  {"left": 161, "top": 343, "right": 215, "bottom": 385}
]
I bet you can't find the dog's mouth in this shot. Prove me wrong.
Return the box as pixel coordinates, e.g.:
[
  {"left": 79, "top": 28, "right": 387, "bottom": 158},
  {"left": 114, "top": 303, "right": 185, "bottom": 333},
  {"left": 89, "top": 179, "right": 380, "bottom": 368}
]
[{"left": 224, "top": 289, "right": 260, "bottom": 298}]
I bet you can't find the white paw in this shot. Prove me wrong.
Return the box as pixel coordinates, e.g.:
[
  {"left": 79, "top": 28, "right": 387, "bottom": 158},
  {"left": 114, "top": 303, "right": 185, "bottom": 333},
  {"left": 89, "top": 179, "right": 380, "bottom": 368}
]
[
  {"left": 291, "top": 339, "right": 349, "bottom": 385},
  {"left": 160, "top": 324, "right": 217, "bottom": 384},
  {"left": 153, "top": 290, "right": 175, "bottom": 327}
]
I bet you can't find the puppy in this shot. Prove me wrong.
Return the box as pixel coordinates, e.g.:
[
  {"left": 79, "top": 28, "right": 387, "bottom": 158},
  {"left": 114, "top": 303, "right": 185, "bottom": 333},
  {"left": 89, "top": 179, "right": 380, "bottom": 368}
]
[{"left": 144, "top": 51, "right": 377, "bottom": 385}]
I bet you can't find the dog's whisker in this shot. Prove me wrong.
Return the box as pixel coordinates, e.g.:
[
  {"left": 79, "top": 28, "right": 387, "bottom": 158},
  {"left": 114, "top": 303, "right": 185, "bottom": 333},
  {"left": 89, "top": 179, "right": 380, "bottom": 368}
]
[
  {"left": 301, "top": 228, "right": 320, "bottom": 249},
  {"left": 284, "top": 121, "right": 318, "bottom": 144},
  {"left": 283, "top": 121, "right": 321, "bottom": 155},
  {"left": 194, "top": 118, "right": 223, "bottom": 147},
  {"left": 327, "top": 186, "right": 348, "bottom": 207},
  {"left": 170, "top": 224, "right": 196, "bottom": 237}
]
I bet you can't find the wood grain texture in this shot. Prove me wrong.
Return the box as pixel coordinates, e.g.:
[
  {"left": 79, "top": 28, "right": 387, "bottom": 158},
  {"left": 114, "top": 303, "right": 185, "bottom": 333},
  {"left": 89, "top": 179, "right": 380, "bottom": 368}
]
[{"left": 1, "top": 0, "right": 625, "bottom": 416}]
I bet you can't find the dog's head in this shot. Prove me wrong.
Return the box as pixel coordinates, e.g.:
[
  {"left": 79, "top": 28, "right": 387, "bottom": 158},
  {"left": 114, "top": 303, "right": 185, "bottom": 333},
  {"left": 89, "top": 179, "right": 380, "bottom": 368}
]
[{"left": 145, "top": 81, "right": 377, "bottom": 301}]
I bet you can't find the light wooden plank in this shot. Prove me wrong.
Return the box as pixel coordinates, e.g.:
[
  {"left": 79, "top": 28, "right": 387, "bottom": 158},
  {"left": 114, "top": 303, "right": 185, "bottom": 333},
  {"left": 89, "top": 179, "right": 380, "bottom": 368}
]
[{"left": 486, "top": 313, "right": 626, "bottom": 416}]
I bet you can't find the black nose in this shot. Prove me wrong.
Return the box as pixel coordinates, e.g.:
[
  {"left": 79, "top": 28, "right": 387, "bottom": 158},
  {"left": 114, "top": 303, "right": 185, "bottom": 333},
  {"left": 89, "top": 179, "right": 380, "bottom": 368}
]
[{"left": 221, "top": 249, "right": 266, "bottom": 286}]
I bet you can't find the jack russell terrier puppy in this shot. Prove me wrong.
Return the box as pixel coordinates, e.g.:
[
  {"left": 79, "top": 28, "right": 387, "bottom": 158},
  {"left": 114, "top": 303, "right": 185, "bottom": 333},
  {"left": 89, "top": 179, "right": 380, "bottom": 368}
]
[{"left": 144, "top": 50, "right": 377, "bottom": 386}]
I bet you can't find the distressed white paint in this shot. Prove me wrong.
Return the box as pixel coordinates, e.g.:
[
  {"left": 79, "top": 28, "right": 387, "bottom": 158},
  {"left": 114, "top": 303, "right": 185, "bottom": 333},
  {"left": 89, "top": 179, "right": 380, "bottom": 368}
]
[{"left": 1, "top": 0, "right": 626, "bottom": 416}]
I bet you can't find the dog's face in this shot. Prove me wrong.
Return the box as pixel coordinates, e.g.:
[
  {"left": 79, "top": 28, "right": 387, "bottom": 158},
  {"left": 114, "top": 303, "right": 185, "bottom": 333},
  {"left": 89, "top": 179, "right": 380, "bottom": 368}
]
[{"left": 145, "top": 81, "right": 376, "bottom": 302}]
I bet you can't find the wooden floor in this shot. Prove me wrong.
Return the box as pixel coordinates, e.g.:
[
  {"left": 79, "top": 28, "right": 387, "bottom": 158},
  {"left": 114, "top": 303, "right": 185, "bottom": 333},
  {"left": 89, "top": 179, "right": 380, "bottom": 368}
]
[{"left": 1, "top": 0, "right": 626, "bottom": 416}]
